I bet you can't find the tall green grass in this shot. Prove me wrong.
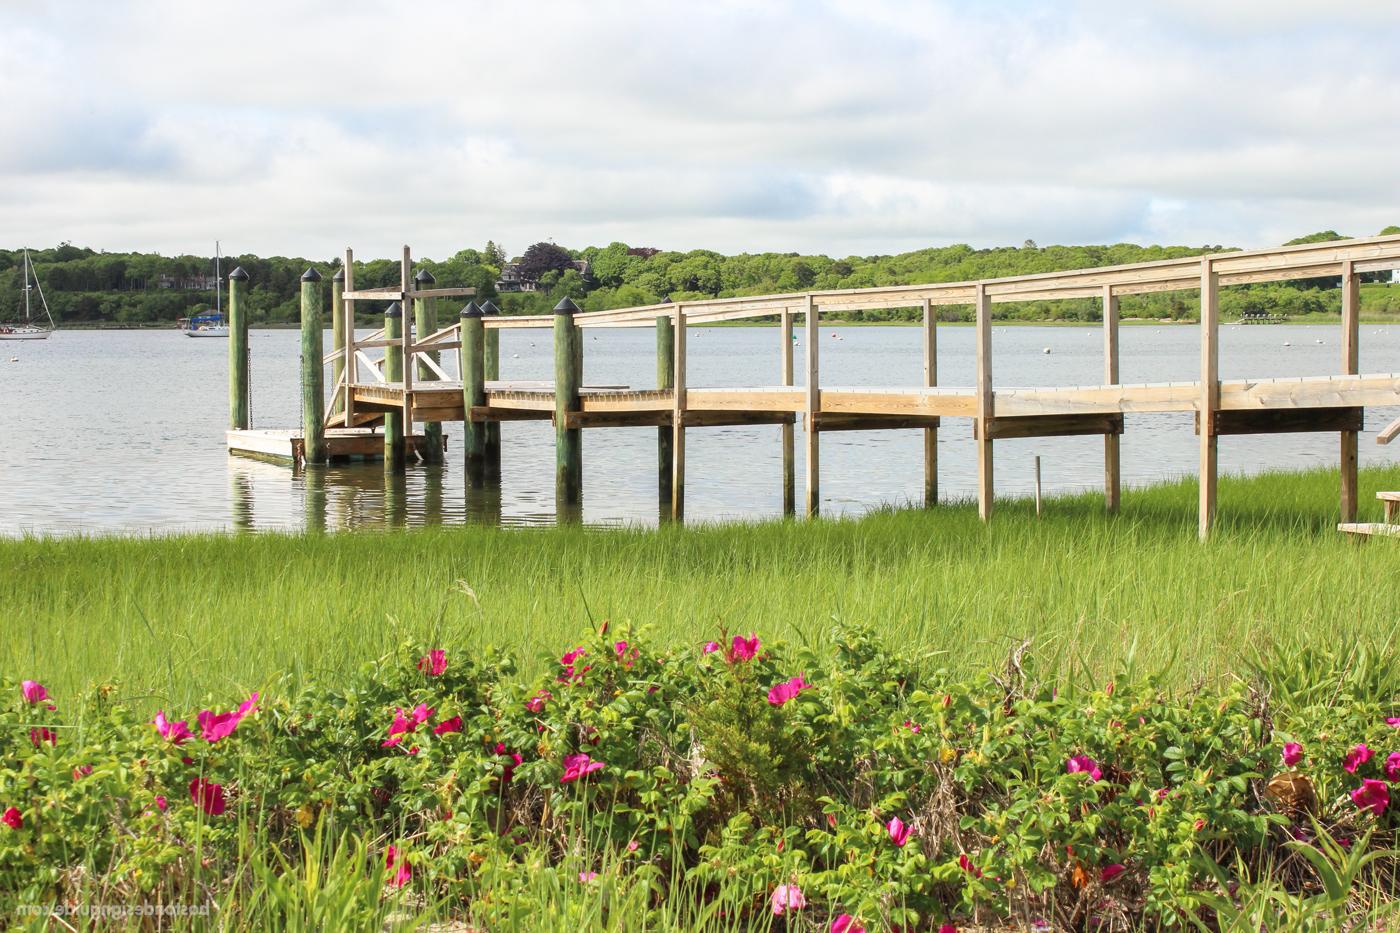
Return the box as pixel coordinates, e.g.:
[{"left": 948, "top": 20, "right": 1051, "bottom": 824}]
[{"left": 3, "top": 465, "right": 1399, "bottom": 708}]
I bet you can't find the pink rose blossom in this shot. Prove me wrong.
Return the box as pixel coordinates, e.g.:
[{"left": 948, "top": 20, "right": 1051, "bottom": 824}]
[
  {"left": 729, "top": 634, "right": 760, "bottom": 663},
  {"left": 887, "top": 816, "right": 913, "bottom": 847},
  {"left": 153, "top": 711, "right": 192, "bottom": 745},
  {"left": 1388, "top": 717, "right": 1400, "bottom": 728},
  {"left": 940, "top": 926, "right": 959, "bottom": 933},
  {"left": 385, "top": 845, "right": 412, "bottom": 888},
  {"left": 1352, "top": 778, "right": 1390, "bottom": 815},
  {"left": 702, "top": 641, "right": 721, "bottom": 654},
  {"left": 1066, "top": 755, "right": 1102, "bottom": 782},
  {"left": 958, "top": 853, "right": 983, "bottom": 878},
  {"left": 902, "top": 719, "right": 921, "bottom": 733},
  {"left": 1282, "top": 742, "right": 1303, "bottom": 767},
  {"left": 1, "top": 807, "right": 20, "bottom": 830},
  {"left": 29, "top": 727, "right": 56, "bottom": 747},
  {"left": 196, "top": 693, "right": 259, "bottom": 743},
  {"left": 831, "top": 915, "right": 865, "bottom": 933},
  {"left": 20, "top": 680, "right": 47, "bottom": 705},
  {"left": 767, "top": 675, "right": 812, "bottom": 706},
  {"left": 1386, "top": 752, "right": 1400, "bottom": 782},
  {"left": 417, "top": 650, "right": 447, "bottom": 676},
  {"left": 770, "top": 884, "right": 805, "bottom": 915},
  {"left": 1100, "top": 863, "right": 1126, "bottom": 883},
  {"left": 154, "top": 795, "right": 168, "bottom": 812},
  {"left": 432, "top": 716, "right": 462, "bottom": 736},
  {"left": 71, "top": 765, "right": 92, "bottom": 781},
  {"left": 578, "top": 871, "right": 598, "bottom": 883},
  {"left": 560, "top": 753, "right": 604, "bottom": 784},
  {"left": 1344, "top": 743, "right": 1373, "bottom": 774},
  {"left": 627, "top": 839, "right": 639, "bottom": 852},
  {"left": 382, "top": 704, "right": 434, "bottom": 749},
  {"left": 189, "top": 778, "right": 226, "bottom": 816},
  {"left": 525, "top": 690, "right": 552, "bottom": 713}
]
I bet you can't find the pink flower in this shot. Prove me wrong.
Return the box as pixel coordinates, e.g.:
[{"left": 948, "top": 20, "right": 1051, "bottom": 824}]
[
  {"left": 559, "top": 648, "right": 591, "bottom": 683},
  {"left": 525, "top": 690, "right": 552, "bottom": 713},
  {"left": 20, "top": 680, "right": 47, "bottom": 704},
  {"left": 153, "top": 711, "right": 192, "bottom": 745},
  {"left": 1, "top": 807, "right": 20, "bottom": 830},
  {"left": 196, "top": 693, "right": 258, "bottom": 743},
  {"left": 1388, "top": 717, "right": 1400, "bottom": 728},
  {"left": 729, "top": 634, "right": 760, "bottom": 663},
  {"left": 560, "top": 753, "right": 604, "bottom": 784},
  {"left": 189, "top": 778, "right": 226, "bottom": 816},
  {"left": 1386, "top": 752, "right": 1400, "bottom": 782},
  {"left": 613, "top": 641, "right": 638, "bottom": 667},
  {"left": 432, "top": 716, "right": 463, "bottom": 736},
  {"left": 578, "top": 871, "right": 598, "bottom": 883},
  {"left": 1344, "top": 743, "right": 1374, "bottom": 774},
  {"left": 1282, "top": 742, "right": 1303, "bottom": 767},
  {"left": 1352, "top": 778, "right": 1390, "bottom": 816},
  {"left": 382, "top": 704, "right": 434, "bottom": 749},
  {"left": 627, "top": 839, "right": 639, "bottom": 852},
  {"left": 29, "top": 727, "right": 56, "bottom": 747},
  {"left": 72, "top": 765, "right": 92, "bottom": 781},
  {"left": 770, "top": 884, "right": 805, "bottom": 915},
  {"left": 1100, "top": 863, "right": 1126, "bottom": 883},
  {"left": 831, "top": 915, "right": 866, "bottom": 933},
  {"left": 702, "top": 641, "right": 721, "bottom": 654},
  {"left": 767, "top": 674, "right": 812, "bottom": 706},
  {"left": 939, "top": 926, "right": 958, "bottom": 933},
  {"left": 154, "top": 795, "right": 168, "bottom": 812},
  {"left": 902, "top": 719, "right": 921, "bottom": 733},
  {"left": 495, "top": 742, "right": 524, "bottom": 783},
  {"left": 385, "top": 845, "right": 412, "bottom": 888},
  {"left": 1066, "top": 755, "right": 1102, "bottom": 782},
  {"left": 561, "top": 647, "right": 587, "bottom": 666},
  {"left": 887, "top": 816, "right": 913, "bottom": 847},
  {"left": 958, "top": 853, "right": 983, "bottom": 878},
  {"left": 417, "top": 650, "right": 447, "bottom": 676}
]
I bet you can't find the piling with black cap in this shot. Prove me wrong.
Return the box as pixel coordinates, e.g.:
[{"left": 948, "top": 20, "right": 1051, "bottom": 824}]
[
  {"left": 481, "top": 300, "right": 502, "bottom": 479},
  {"left": 228, "top": 266, "right": 251, "bottom": 430},
  {"left": 459, "top": 301, "right": 487, "bottom": 484},
  {"left": 299, "top": 267, "right": 327, "bottom": 464},
  {"left": 553, "top": 297, "right": 583, "bottom": 510},
  {"left": 383, "top": 302, "right": 405, "bottom": 469},
  {"left": 656, "top": 298, "right": 674, "bottom": 509},
  {"left": 413, "top": 269, "right": 443, "bottom": 462},
  {"left": 330, "top": 266, "right": 345, "bottom": 415}
]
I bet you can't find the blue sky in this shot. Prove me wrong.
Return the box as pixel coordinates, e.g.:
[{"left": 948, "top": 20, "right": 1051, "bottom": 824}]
[{"left": 2, "top": 0, "right": 1398, "bottom": 260}]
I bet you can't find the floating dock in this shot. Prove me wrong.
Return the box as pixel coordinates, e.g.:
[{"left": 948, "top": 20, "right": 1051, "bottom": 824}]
[
  {"left": 226, "top": 428, "right": 442, "bottom": 464},
  {"left": 223, "top": 235, "right": 1400, "bottom": 539}
]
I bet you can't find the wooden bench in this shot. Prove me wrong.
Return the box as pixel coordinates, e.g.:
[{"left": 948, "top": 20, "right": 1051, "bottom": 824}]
[
  {"left": 1339, "top": 522, "right": 1400, "bottom": 539},
  {"left": 1379, "top": 491, "right": 1400, "bottom": 523}
]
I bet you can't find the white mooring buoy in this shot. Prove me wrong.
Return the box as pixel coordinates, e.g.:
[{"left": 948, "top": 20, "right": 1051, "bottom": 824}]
[{"left": 1042, "top": 347, "right": 1052, "bottom": 354}]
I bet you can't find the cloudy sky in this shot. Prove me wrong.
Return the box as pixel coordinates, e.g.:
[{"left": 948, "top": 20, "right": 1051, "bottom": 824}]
[{"left": 3, "top": 1, "right": 1398, "bottom": 261}]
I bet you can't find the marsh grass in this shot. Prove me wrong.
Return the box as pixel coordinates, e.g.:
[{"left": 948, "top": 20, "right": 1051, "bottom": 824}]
[{"left": 3, "top": 465, "right": 1399, "bottom": 710}]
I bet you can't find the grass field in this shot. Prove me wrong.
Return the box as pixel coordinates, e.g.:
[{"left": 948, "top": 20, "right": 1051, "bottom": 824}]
[{"left": 4, "top": 464, "right": 1399, "bottom": 709}]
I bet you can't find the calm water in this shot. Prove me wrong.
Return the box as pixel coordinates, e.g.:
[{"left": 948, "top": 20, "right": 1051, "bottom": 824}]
[{"left": 3, "top": 323, "right": 1398, "bottom": 536}]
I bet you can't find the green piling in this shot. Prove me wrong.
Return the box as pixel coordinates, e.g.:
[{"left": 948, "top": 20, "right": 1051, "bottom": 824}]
[
  {"left": 656, "top": 313, "right": 674, "bottom": 507},
  {"left": 481, "top": 300, "right": 502, "bottom": 480},
  {"left": 413, "top": 269, "right": 443, "bottom": 463},
  {"left": 460, "top": 301, "right": 487, "bottom": 485},
  {"left": 553, "top": 297, "right": 583, "bottom": 512},
  {"left": 228, "top": 266, "right": 250, "bottom": 429},
  {"left": 330, "top": 267, "right": 345, "bottom": 415},
  {"left": 383, "top": 302, "right": 405, "bottom": 469},
  {"left": 299, "top": 267, "right": 326, "bottom": 464}
]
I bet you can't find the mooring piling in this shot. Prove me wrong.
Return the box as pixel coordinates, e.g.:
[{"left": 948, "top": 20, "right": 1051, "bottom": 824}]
[
  {"left": 383, "top": 302, "right": 406, "bottom": 469},
  {"left": 922, "top": 297, "right": 938, "bottom": 507},
  {"left": 481, "top": 299, "right": 502, "bottom": 479},
  {"left": 656, "top": 310, "right": 675, "bottom": 510},
  {"left": 299, "top": 267, "right": 327, "bottom": 465},
  {"left": 330, "top": 267, "right": 346, "bottom": 416},
  {"left": 1340, "top": 259, "right": 1360, "bottom": 523},
  {"left": 553, "top": 297, "right": 583, "bottom": 510},
  {"left": 413, "top": 269, "right": 443, "bottom": 463},
  {"left": 672, "top": 304, "right": 687, "bottom": 521},
  {"left": 228, "top": 266, "right": 250, "bottom": 430},
  {"left": 780, "top": 308, "right": 795, "bottom": 515},
  {"left": 460, "top": 301, "right": 486, "bottom": 485},
  {"left": 804, "top": 295, "right": 819, "bottom": 517},
  {"left": 1102, "top": 285, "right": 1120, "bottom": 513}
]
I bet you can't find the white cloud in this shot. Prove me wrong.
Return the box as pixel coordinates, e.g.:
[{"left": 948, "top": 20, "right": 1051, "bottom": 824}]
[{"left": 0, "top": 0, "right": 1396, "bottom": 260}]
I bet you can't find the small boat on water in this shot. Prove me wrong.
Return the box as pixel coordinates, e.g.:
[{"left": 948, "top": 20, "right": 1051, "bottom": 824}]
[
  {"left": 0, "top": 248, "right": 56, "bottom": 340},
  {"left": 181, "top": 311, "right": 229, "bottom": 337}
]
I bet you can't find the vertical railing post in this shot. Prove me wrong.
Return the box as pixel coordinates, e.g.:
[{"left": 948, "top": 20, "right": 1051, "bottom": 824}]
[
  {"left": 228, "top": 266, "right": 250, "bottom": 430},
  {"left": 781, "top": 307, "right": 795, "bottom": 515},
  {"left": 330, "top": 266, "right": 345, "bottom": 417},
  {"left": 299, "top": 267, "right": 326, "bottom": 465},
  {"left": 342, "top": 248, "right": 356, "bottom": 429},
  {"left": 399, "top": 246, "right": 413, "bottom": 457},
  {"left": 1198, "top": 258, "right": 1220, "bottom": 541},
  {"left": 553, "top": 297, "right": 583, "bottom": 512},
  {"left": 460, "top": 301, "right": 486, "bottom": 486},
  {"left": 1341, "top": 259, "right": 1360, "bottom": 522},
  {"left": 481, "top": 299, "right": 502, "bottom": 480},
  {"left": 656, "top": 307, "right": 675, "bottom": 511},
  {"left": 672, "top": 304, "right": 687, "bottom": 521},
  {"left": 922, "top": 297, "right": 938, "bottom": 507},
  {"left": 383, "top": 302, "right": 406, "bottom": 469},
  {"left": 413, "top": 268, "right": 443, "bottom": 463},
  {"left": 975, "top": 282, "right": 993, "bottom": 521},
  {"left": 1103, "top": 284, "right": 1121, "bottom": 513},
  {"left": 804, "top": 294, "right": 820, "bottom": 517}
]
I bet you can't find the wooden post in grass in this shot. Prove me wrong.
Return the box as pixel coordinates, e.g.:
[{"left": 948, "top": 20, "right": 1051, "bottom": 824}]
[
  {"left": 383, "top": 302, "right": 405, "bottom": 470},
  {"left": 672, "top": 303, "right": 687, "bottom": 521},
  {"left": 975, "top": 282, "right": 993, "bottom": 521},
  {"left": 330, "top": 266, "right": 345, "bottom": 416},
  {"left": 1198, "top": 259, "right": 1220, "bottom": 541},
  {"left": 781, "top": 307, "right": 795, "bottom": 515},
  {"left": 922, "top": 297, "right": 938, "bottom": 507},
  {"left": 299, "top": 267, "right": 326, "bottom": 465},
  {"left": 460, "top": 301, "right": 486, "bottom": 486},
  {"left": 413, "top": 268, "right": 443, "bottom": 463},
  {"left": 656, "top": 306, "right": 675, "bottom": 510},
  {"left": 228, "top": 266, "right": 250, "bottom": 429},
  {"left": 481, "top": 299, "right": 502, "bottom": 480},
  {"left": 1103, "top": 284, "right": 1121, "bottom": 513},
  {"left": 1341, "top": 259, "right": 1360, "bottom": 522},
  {"left": 554, "top": 297, "right": 583, "bottom": 511},
  {"left": 804, "top": 294, "right": 820, "bottom": 517}
]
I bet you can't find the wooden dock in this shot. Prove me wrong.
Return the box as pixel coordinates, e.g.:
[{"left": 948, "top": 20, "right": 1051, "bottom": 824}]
[{"left": 225, "top": 235, "right": 1400, "bottom": 538}]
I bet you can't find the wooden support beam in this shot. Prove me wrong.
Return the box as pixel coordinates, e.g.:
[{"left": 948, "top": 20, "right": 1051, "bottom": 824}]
[
  {"left": 804, "top": 294, "right": 820, "bottom": 517},
  {"left": 814, "top": 413, "right": 942, "bottom": 432},
  {"left": 978, "top": 413, "right": 1124, "bottom": 441},
  {"left": 672, "top": 306, "right": 687, "bottom": 521},
  {"left": 330, "top": 268, "right": 345, "bottom": 416},
  {"left": 657, "top": 313, "right": 674, "bottom": 509},
  {"left": 1199, "top": 259, "right": 1219, "bottom": 541},
  {"left": 558, "top": 411, "right": 798, "bottom": 430},
  {"left": 923, "top": 297, "right": 938, "bottom": 507},
  {"left": 1103, "top": 284, "right": 1120, "bottom": 514},
  {"left": 1341, "top": 260, "right": 1360, "bottom": 523},
  {"left": 228, "top": 266, "right": 250, "bottom": 430},
  {"left": 1194, "top": 406, "right": 1362, "bottom": 436},
  {"left": 481, "top": 300, "right": 502, "bottom": 480},
  {"left": 414, "top": 269, "right": 443, "bottom": 464},
  {"left": 382, "top": 303, "right": 406, "bottom": 469},
  {"left": 342, "top": 248, "right": 356, "bottom": 428},
  {"left": 554, "top": 299, "right": 583, "bottom": 511},
  {"left": 460, "top": 302, "right": 486, "bottom": 485},
  {"left": 469, "top": 406, "right": 552, "bottom": 423},
  {"left": 299, "top": 268, "right": 326, "bottom": 465},
  {"left": 781, "top": 308, "right": 795, "bottom": 516},
  {"left": 975, "top": 282, "right": 993, "bottom": 521}
]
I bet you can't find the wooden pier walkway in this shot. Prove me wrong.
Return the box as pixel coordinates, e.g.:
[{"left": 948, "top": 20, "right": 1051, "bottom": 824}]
[{"left": 224, "top": 235, "right": 1400, "bottom": 539}]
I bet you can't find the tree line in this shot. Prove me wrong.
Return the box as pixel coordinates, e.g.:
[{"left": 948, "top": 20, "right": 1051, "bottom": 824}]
[{"left": 4, "top": 227, "right": 1397, "bottom": 327}]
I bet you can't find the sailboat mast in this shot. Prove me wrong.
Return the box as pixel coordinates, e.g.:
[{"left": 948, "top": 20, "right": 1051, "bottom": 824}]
[
  {"left": 215, "top": 240, "right": 222, "bottom": 316},
  {"left": 23, "top": 249, "right": 31, "bottom": 323}
]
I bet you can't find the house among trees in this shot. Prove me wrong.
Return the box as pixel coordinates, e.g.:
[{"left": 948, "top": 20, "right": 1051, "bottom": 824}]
[
  {"left": 495, "top": 244, "right": 590, "bottom": 292},
  {"left": 156, "top": 272, "right": 219, "bottom": 291}
]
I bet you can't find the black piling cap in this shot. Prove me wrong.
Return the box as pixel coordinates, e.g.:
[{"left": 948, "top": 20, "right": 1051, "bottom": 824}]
[
  {"left": 415, "top": 269, "right": 436, "bottom": 285},
  {"left": 553, "top": 297, "right": 580, "bottom": 315},
  {"left": 301, "top": 267, "right": 322, "bottom": 283},
  {"left": 332, "top": 267, "right": 345, "bottom": 282},
  {"left": 459, "top": 301, "right": 482, "bottom": 319},
  {"left": 385, "top": 302, "right": 402, "bottom": 318},
  {"left": 228, "top": 266, "right": 249, "bottom": 282}
]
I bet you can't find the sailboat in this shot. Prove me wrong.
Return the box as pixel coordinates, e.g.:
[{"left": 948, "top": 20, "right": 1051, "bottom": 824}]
[
  {"left": 0, "top": 249, "right": 56, "bottom": 340},
  {"left": 182, "top": 241, "right": 229, "bottom": 337}
]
